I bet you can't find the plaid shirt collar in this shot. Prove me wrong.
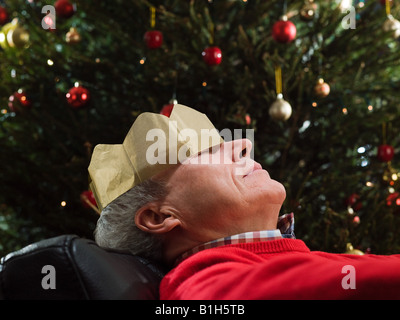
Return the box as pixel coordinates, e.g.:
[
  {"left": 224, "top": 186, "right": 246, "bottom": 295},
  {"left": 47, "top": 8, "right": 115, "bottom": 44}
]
[{"left": 176, "top": 213, "right": 295, "bottom": 265}]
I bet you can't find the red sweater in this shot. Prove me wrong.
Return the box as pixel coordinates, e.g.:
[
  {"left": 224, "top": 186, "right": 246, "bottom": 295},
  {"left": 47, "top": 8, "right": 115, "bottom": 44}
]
[{"left": 160, "top": 239, "right": 400, "bottom": 299}]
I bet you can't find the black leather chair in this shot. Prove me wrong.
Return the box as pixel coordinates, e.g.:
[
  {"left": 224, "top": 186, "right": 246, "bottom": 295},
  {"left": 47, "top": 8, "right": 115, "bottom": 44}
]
[{"left": 0, "top": 234, "right": 165, "bottom": 300}]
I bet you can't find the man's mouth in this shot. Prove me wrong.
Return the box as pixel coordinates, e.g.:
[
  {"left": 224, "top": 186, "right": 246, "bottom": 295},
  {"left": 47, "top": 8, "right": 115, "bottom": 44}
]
[{"left": 243, "top": 162, "right": 262, "bottom": 178}]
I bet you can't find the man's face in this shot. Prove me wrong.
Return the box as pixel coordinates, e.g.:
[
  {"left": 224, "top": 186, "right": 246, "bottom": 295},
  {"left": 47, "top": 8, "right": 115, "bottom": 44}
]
[{"left": 160, "top": 139, "right": 286, "bottom": 242}]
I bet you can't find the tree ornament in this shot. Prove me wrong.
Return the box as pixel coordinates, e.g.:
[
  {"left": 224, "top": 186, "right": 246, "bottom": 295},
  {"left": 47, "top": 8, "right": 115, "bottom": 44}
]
[
  {"left": 0, "top": 20, "right": 15, "bottom": 49},
  {"left": 245, "top": 114, "right": 251, "bottom": 125},
  {"left": 231, "top": 112, "right": 252, "bottom": 126},
  {"left": 272, "top": 16, "right": 297, "bottom": 43},
  {"left": 345, "top": 243, "right": 364, "bottom": 255},
  {"left": 80, "top": 190, "right": 99, "bottom": 214},
  {"left": 345, "top": 193, "right": 362, "bottom": 213},
  {"left": 144, "top": 6, "right": 162, "bottom": 49},
  {"left": 386, "top": 191, "right": 400, "bottom": 206},
  {"left": 202, "top": 46, "right": 222, "bottom": 66},
  {"left": 269, "top": 65, "right": 292, "bottom": 121},
  {"left": 377, "top": 144, "right": 394, "bottom": 162},
  {"left": 65, "top": 27, "right": 81, "bottom": 44},
  {"left": 8, "top": 90, "right": 31, "bottom": 112},
  {"left": 9, "top": 25, "right": 30, "bottom": 48},
  {"left": 383, "top": 15, "right": 400, "bottom": 39},
  {"left": 300, "top": 0, "right": 317, "bottom": 21},
  {"left": 386, "top": 191, "right": 400, "bottom": 214},
  {"left": 0, "top": 18, "right": 29, "bottom": 50},
  {"left": 314, "top": 78, "right": 330, "bottom": 98},
  {"left": 0, "top": 6, "right": 9, "bottom": 26},
  {"left": 144, "top": 30, "right": 163, "bottom": 49},
  {"left": 66, "top": 84, "right": 90, "bottom": 108},
  {"left": 55, "top": 0, "right": 76, "bottom": 18},
  {"left": 202, "top": 11, "right": 221, "bottom": 66},
  {"left": 269, "top": 95, "right": 292, "bottom": 121},
  {"left": 160, "top": 99, "right": 178, "bottom": 117}
]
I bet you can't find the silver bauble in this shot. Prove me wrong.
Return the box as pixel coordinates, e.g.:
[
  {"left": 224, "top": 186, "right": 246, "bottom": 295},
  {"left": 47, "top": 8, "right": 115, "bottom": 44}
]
[
  {"left": 383, "top": 15, "right": 400, "bottom": 39},
  {"left": 269, "top": 97, "right": 292, "bottom": 121}
]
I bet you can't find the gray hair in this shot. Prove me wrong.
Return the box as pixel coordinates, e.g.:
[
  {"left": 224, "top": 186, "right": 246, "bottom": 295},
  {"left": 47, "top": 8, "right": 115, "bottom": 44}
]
[{"left": 94, "top": 178, "right": 167, "bottom": 262}]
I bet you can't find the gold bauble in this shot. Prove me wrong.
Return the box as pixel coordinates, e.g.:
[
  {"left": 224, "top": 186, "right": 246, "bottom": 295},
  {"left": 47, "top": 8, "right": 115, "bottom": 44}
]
[
  {"left": 300, "top": 0, "right": 317, "bottom": 21},
  {"left": 8, "top": 25, "right": 30, "bottom": 48},
  {"left": 383, "top": 15, "right": 400, "bottom": 39},
  {"left": 66, "top": 27, "right": 81, "bottom": 44},
  {"left": 314, "top": 78, "right": 330, "bottom": 98},
  {"left": 345, "top": 243, "right": 364, "bottom": 255},
  {"left": 0, "top": 18, "right": 29, "bottom": 49},
  {"left": 269, "top": 96, "right": 292, "bottom": 121},
  {"left": 0, "top": 18, "right": 18, "bottom": 49}
]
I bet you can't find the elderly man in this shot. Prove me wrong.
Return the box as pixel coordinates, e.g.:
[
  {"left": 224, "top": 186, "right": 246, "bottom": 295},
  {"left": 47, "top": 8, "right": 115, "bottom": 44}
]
[{"left": 91, "top": 104, "right": 400, "bottom": 300}]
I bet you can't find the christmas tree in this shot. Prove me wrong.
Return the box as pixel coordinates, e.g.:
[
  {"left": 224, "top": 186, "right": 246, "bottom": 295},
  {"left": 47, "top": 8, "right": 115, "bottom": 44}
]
[{"left": 1, "top": 0, "right": 400, "bottom": 256}]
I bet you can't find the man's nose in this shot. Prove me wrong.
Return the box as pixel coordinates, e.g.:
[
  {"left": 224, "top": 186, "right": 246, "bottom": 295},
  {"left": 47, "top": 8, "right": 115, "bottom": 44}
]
[{"left": 227, "top": 139, "right": 253, "bottom": 163}]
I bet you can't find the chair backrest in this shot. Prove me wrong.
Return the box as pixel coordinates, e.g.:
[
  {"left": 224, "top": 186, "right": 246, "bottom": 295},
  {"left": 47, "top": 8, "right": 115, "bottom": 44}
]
[{"left": 0, "top": 234, "right": 165, "bottom": 300}]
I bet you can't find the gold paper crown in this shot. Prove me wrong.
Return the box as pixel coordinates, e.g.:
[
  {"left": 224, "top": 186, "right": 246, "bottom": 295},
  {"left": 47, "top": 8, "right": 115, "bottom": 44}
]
[{"left": 88, "top": 104, "right": 223, "bottom": 212}]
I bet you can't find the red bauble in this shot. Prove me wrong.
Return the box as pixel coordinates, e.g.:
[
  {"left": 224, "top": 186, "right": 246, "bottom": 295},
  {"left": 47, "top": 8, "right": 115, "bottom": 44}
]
[
  {"left": 160, "top": 103, "right": 174, "bottom": 117},
  {"left": 377, "top": 144, "right": 394, "bottom": 162},
  {"left": 66, "top": 85, "right": 90, "bottom": 108},
  {"left": 80, "top": 190, "right": 97, "bottom": 209},
  {"left": 8, "top": 90, "right": 31, "bottom": 112},
  {"left": 345, "top": 193, "right": 362, "bottom": 212},
  {"left": 386, "top": 192, "right": 400, "bottom": 206},
  {"left": 144, "top": 30, "right": 163, "bottom": 49},
  {"left": 245, "top": 114, "right": 251, "bottom": 125},
  {"left": 202, "top": 46, "right": 222, "bottom": 66},
  {"left": 272, "top": 19, "right": 297, "bottom": 43},
  {"left": 54, "top": 0, "right": 76, "bottom": 18},
  {"left": 0, "top": 6, "right": 8, "bottom": 26}
]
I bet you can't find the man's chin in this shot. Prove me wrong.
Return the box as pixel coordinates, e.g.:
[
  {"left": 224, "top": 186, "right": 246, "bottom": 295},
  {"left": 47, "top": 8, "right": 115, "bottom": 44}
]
[{"left": 259, "top": 180, "right": 286, "bottom": 206}]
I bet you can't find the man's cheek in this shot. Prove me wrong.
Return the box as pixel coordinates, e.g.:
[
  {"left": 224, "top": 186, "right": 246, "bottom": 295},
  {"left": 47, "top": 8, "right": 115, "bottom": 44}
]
[{"left": 234, "top": 159, "right": 253, "bottom": 176}]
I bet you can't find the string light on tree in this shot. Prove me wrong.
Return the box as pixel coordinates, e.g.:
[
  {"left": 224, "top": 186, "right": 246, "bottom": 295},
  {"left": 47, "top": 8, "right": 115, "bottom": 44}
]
[{"left": 382, "top": 162, "right": 400, "bottom": 186}]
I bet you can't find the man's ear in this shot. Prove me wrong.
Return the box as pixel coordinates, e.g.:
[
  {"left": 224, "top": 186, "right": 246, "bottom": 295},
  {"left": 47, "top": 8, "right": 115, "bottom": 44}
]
[{"left": 134, "top": 203, "right": 181, "bottom": 234}]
